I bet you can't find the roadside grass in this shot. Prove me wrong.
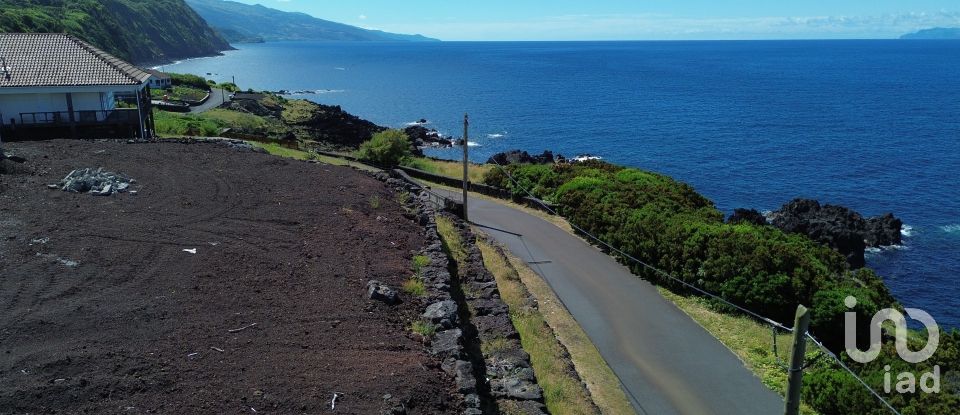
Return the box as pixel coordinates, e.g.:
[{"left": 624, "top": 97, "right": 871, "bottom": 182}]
[
  {"left": 247, "top": 141, "right": 311, "bottom": 160},
  {"left": 479, "top": 240, "right": 627, "bottom": 415},
  {"left": 658, "top": 289, "right": 820, "bottom": 415},
  {"left": 246, "top": 142, "right": 379, "bottom": 171},
  {"left": 402, "top": 278, "right": 427, "bottom": 297},
  {"left": 420, "top": 174, "right": 820, "bottom": 414},
  {"left": 426, "top": 182, "right": 573, "bottom": 234},
  {"left": 436, "top": 216, "right": 468, "bottom": 264},
  {"left": 411, "top": 320, "right": 437, "bottom": 337},
  {"left": 412, "top": 255, "right": 431, "bottom": 273},
  {"left": 403, "top": 157, "right": 493, "bottom": 183}
]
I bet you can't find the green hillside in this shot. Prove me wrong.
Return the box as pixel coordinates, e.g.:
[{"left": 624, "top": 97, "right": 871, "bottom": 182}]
[
  {"left": 0, "top": 0, "right": 232, "bottom": 64},
  {"left": 185, "top": 0, "right": 439, "bottom": 43}
]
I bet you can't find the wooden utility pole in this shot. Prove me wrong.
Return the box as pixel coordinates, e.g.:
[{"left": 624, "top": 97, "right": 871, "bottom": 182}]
[
  {"left": 462, "top": 113, "right": 469, "bottom": 222},
  {"left": 784, "top": 305, "right": 811, "bottom": 415}
]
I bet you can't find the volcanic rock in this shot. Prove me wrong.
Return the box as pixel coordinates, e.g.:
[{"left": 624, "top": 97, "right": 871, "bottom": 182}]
[
  {"left": 367, "top": 280, "right": 400, "bottom": 305},
  {"left": 727, "top": 208, "right": 768, "bottom": 226},
  {"left": 768, "top": 198, "right": 903, "bottom": 268},
  {"left": 487, "top": 150, "right": 555, "bottom": 165}
]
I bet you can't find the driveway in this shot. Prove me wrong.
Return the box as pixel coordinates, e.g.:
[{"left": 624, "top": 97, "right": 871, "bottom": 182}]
[
  {"left": 432, "top": 188, "right": 784, "bottom": 415},
  {"left": 189, "top": 88, "right": 230, "bottom": 113}
]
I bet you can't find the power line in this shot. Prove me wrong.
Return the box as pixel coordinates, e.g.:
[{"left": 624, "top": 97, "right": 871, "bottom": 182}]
[
  {"left": 805, "top": 333, "right": 903, "bottom": 415},
  {"left": 487, "top": 158, "right": 793, "bottom": 331},
  {"left": 486, "top": 158, "right": 904, "bottom": 415}
]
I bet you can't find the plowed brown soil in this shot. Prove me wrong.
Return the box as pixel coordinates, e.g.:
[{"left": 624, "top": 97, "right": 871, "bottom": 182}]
[{"left": 0, "top": 140, "right": 456, "bottom": 414}]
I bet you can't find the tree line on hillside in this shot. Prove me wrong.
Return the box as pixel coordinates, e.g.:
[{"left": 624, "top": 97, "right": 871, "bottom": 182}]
[{"left": 0, "top": 0, "right": 230, "bottom": 64}]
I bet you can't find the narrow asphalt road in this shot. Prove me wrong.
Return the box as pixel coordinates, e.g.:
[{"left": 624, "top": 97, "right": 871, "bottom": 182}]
[
  {"left": 432, "top": 188, "right": 783, "bottom": 415},
  {"left": 189, "top": 88, "right": 230, "bottom": 114}
]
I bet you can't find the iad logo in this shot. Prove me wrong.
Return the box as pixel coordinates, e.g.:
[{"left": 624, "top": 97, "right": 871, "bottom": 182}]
[{"left": 844, "top": 296, "right": 941, "bottom": 394}]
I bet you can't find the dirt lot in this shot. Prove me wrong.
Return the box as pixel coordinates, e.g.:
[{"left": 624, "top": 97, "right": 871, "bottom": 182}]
[{"left": 0, "top": 140, "right": 457, "bottom": 414}]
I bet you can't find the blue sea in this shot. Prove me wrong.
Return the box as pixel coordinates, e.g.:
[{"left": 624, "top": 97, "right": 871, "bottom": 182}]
[{"left": 165, "top": 40, "right": 960, "bottom": 329}]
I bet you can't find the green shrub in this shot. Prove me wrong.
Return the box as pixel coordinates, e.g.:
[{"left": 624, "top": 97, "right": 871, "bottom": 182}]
[
  {"left": 482, "top": 160, "right": 960, "bottom": 414},
  {"left": 153, "top": 110, "right": 221, "bottom": 137},
  {"left": 358, "top": 130, "right": 411, "bottom": 167},
  {"left": 402, "top": 278, "right": 426, "bottom": 297},
  {"left": 411, "top": 320, "right": 437, "bottom": 337},
  {"left": 168, "top": 73, "right": 211, "bottom": 91},
  {"left": 412, "top": 255, "right": 431, "bottom": 274}
]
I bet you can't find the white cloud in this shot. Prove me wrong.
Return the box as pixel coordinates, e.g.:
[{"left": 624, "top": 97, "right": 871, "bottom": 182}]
[
  {"left": 374, "top": 11, "right": 960, "bottom": 41},
  {"left": 359, "top": 14, "right": 367, "bottom": 20}
]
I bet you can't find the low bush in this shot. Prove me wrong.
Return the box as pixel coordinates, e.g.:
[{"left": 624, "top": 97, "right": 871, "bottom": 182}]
[
  {"left": 483, "top": 161, "right": 959, "bottom": 414},
  {"left": 358, "top": 130, "right": 411, "bottom": 167},
  {"left": 168, "top": 72, "right": 211, "bottom": 91},
  {"left": 153, "top": 110, "right": 219, "bottom": 137}
]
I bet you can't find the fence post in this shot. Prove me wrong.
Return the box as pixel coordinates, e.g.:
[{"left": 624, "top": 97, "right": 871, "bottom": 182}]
[
  {"left": 462, "top": 113, "right": 469, "bottom": 222},
  {"left": 784, "top": 305, "right": 811, "bottom": 415}
]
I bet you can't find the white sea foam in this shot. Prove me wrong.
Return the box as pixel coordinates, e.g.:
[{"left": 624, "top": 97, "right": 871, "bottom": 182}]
[
  {"left": 314, "top": 89, "right": 345, "bottom": 94},
  {"left": 865, "top": 247, "right": 882, "bottom": 255},
  {"left": 467, "top": 141, "right": 481, "bottom": 147},
  {"left": 406, "top": 120, "right": 429, "bottom": 126},
  {"left": 334, "top": 67, "right": 347, "bottom": 71},
  {"left": 942, "top": 224, "right": 960, "bottom": 233},
  {"left": 487, "top": 133, "right": 506, "bottom": 139},
  {"left": 572, "top": 154, "right": 602, "bottom": 162},
  {"left": 901, "top": 224, "right": 914, "bottom": 237}
]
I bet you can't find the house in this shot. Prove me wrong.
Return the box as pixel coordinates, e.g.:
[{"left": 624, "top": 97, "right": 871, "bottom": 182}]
[
  {"left": 0, "top": 33, "right": 155, "bottom": 140},
  {"left": 145, "top": 69, "right": 172, "bottom": 89}
]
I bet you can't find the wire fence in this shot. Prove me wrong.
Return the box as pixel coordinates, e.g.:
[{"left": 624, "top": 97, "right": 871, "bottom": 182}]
[{"left": 484, "top": 157, "right": 903, "bottom": 415}]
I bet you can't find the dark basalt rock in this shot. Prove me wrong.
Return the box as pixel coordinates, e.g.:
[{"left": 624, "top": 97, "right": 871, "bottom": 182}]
[
  {"left": 487, "top": 150, "right": 556, "bottom": 165},
  {"left": 865, "top": 213, "right": 903, "bottom": 247},
  {"left": 367, "top": 280, "right": 400, "bottom": 305},
  {"left": 768, "top": 199, "right": 903, "bottom": 269},
  {"left": 288, "top": 103, "right": 387, "bottom": 148},
  {"left": 403, "top": 124, "right": 453, "bottom": 150},
  {"left": 727, "top": 208, "right": 768, "bottom": 226}
]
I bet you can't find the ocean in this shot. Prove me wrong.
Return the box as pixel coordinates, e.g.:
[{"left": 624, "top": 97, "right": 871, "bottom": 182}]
[{"left": 165, "top": 40, "right": 960, "bottom": 329}]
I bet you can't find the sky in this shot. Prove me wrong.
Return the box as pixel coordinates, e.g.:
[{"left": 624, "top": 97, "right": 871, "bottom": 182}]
[{"left": 228, "top": 0, "right": 960, "bottom": 40}]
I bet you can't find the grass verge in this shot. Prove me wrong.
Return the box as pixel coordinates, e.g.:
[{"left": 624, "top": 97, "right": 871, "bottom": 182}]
[
  {"left": 403, "top": 278, "right": 427, "bottom": 297},
  {"left": 403, "top": 157, "right": 493, "bottom": 183},
  {"left": 425, "top": 181, "right": 573, "bottom": 234},
  {"left": 658, "top": 289, "right": 820, "bottom": 415},
  {"left": 247, "top": 142, "right": 379, "bottom": 171},
  {"left": 478, "top": 239, "right": 633, "bottom": 415},
  {"left": 419, "top": 174, "right": 819, "bottom": 414}
]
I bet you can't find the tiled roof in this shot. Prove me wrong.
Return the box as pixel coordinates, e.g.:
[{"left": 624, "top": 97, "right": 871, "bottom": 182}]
[
  {"left": 0, "top": 33, "right": 151, "bottom": 88},
  {"left": 144, "top": 69, "right": 172, "bottom": 80}
]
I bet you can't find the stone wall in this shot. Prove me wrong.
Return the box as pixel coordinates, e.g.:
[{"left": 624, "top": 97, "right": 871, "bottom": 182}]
[{"left": 373, "top": 171, "right": 548, "bottom": 415}]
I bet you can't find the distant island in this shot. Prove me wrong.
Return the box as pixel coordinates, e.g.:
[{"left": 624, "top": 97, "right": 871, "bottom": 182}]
[
  {"left": 900, "top": 27, "right": 960, "bottom": 39},
  {"left": 185, "top": 0, "right": 440, "bottom": 43}
]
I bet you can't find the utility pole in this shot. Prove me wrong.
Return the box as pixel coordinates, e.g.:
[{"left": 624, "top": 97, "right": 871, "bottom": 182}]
[
  {"left": 462, "top": 113, "right": 469, "bottom": 222},
  {"left": 784, "top": 305, "right": 811, "bottom": 415}
]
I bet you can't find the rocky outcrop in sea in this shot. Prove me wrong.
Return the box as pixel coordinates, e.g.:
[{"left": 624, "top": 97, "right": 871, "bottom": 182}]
[
  {"left": 487, "top": 150, "right": 557, "bottom": 165},
  {"left": 765, "top": 199, "right": 903, "bottom": 268}
]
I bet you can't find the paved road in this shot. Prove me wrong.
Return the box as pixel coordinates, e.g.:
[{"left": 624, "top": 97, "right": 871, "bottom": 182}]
[
  {"left": 189, "top": 88, "right": 231, "bottom": 113},
  {"left": 432, "top": 188, "right": 783, "bottom": 415}
]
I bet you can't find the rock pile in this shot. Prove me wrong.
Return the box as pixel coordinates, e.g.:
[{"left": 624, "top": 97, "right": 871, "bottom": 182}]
[{"left": 54, "top": 168, "right": 135, "bottom": 196}]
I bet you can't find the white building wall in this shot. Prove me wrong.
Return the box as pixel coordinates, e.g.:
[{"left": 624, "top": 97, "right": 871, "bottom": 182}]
[
  {"left": 0, "top": 93, "right": 68, "bottom": 125},
  {"left": 0, "top": 91, "right": 117, "bottom": 125}
]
